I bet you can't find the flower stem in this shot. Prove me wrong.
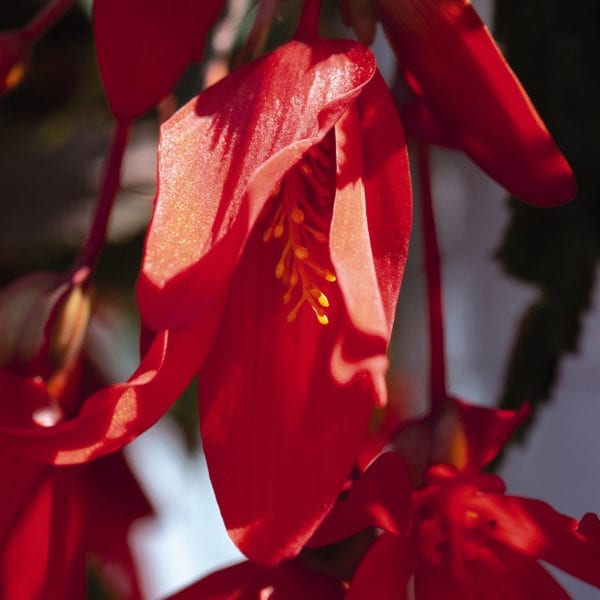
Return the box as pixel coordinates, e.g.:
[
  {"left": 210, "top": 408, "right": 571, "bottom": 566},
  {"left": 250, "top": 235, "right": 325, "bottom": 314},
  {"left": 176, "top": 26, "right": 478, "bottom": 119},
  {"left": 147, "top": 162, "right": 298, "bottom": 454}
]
[
  {"left": 23, "top": 0, "right": 74, "bottom": 43},
  {"left": 71, "top": 119, "right": 132, "bottom": 279},
  {"left": 296, "top": 0, "right": 322, "bottom": 41},
  {"left": 417, "top": 143, "right": 447, "bottom": 408}
]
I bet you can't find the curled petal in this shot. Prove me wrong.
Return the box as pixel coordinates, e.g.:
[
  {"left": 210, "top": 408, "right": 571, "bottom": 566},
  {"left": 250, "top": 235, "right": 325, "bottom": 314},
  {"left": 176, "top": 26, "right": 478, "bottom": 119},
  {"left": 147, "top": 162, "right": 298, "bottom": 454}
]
[{"left": 0, "top": 314, "right": 215, "bottom": 464}]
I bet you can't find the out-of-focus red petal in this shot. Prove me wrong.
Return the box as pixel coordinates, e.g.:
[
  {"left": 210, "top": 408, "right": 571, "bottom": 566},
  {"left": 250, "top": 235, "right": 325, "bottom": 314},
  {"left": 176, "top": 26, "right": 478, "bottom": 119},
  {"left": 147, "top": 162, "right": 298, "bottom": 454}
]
[
  {"left": 347, "top": 533, "right": 414, "bottom": 600},
  {"left": 138, "top": 39, "right": 376, "bottom": 331},
  {"left": 168, "top": 559, "right": 344, "bottom": 599},
  {"left": 93, "top": 0, "right": 225, "bottom": 118},
  {"left": 309, "top": 452, "right": 412, "bottom": 547},
  {"left": 83, "top": 452, "right": 152, "bottom": 600},
  {"left": 480, "top": 495, "right": 600, "bottom": 589},
  {"left": 198, "top": 216, "right": 374, "bottom": 565},
  {"left": 0, "top": 315, "right": 214, "bottom": 464},
  {"left": 374, "top": 0, "right": 576, "bottom": 205},
  {"left": 0, "top": 468, "right": 85, "bottom": 599}
]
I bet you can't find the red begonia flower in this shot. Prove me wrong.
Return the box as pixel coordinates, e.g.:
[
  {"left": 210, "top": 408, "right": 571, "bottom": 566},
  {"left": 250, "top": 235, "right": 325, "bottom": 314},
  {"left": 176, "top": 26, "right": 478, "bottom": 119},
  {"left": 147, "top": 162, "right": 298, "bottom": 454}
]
[
  {"left": 339, "top": 457, "right": 600, "bottom": 599},
  {"left": 0, "top": 271, "right": 205, "bottom": 479},
  {"left": 166, "top": 559, "right": 345, "bottom": 600},
  {"left": 372, "top": 0, "right": 576, "bottom": 206},
  {"left": 93, "top": 0, "right": 226, "bottom": 118},
  {"left": 137, "top": 35, "right": 411, "bottom": 564}
]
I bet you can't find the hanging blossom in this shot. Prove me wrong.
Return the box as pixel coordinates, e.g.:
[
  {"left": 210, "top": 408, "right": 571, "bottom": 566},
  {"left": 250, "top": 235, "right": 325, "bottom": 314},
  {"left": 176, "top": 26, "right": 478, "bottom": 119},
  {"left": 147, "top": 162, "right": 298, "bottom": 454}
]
[
  {"left": 136, "top": 1, "right": 412, "bottom": 564},
  {"left": 341, "top": 0, "right": 576, "bottom": 205},
  {"left": 0, "top": 276, "right": 151, "bottom": 599}
]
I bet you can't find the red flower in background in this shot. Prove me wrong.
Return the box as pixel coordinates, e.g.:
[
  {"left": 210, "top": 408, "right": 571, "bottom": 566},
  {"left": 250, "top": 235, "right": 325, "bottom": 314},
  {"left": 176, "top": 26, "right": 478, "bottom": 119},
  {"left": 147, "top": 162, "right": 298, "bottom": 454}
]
[
  {"left": 347, "top": 459, "right": 600, "bottom": 600},
  {"left": 343, "top": 0, "right": 576, "bottom": 205},
  {"left": 0, "top": 276, "right": 151, "bottom": 598},
  {"left": 93, "top": 0, "right": 226, "bottom": 119},
  {"left": 136, "top": 18, "right": 412, "bottom": 563}
]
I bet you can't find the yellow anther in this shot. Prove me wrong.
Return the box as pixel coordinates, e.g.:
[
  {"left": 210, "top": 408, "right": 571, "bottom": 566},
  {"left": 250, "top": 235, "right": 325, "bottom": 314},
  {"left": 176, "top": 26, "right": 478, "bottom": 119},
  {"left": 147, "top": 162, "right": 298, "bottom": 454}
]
[
  {"left": 294, "top": 247, "right": 309, "bottom": 260},
  {"left": 311, "top": 230, "right": 327, "bottom": 243},
  {"left": 262, "top": 137, "right": 336, "bottom": 325},
  {"left": 316, "top": 313, "right": 329, "bottom": 325},
  {"left": 291, "top": 207, "right": 304, "bottom": 223}
]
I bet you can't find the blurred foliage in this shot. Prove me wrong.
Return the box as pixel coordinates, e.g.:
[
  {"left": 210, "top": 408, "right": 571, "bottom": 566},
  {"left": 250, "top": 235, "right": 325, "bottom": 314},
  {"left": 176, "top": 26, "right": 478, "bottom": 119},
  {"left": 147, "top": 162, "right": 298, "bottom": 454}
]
[{"left": 494, "top": 1, "right": 600, "bottom": 436}]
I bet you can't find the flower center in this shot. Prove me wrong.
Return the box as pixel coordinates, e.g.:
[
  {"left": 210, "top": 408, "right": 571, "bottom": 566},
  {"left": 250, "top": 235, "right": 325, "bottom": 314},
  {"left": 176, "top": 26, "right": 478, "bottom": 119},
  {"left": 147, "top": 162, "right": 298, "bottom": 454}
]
[{"left": 263, "top": 136, "right": 336, "bottom": 325}]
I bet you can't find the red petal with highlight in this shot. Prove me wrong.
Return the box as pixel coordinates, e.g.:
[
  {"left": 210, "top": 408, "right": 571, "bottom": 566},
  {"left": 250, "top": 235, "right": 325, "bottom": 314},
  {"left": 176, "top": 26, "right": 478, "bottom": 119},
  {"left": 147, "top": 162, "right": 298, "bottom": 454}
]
[
  {"left": 198, "top": 221, "right": 375, "bottom": 564},
  {"left": 93, "top": 0, "right": 225, "bottom": 118},
  {"left": 0, "top": 315, "right": 214, "bottom": 464},
  {"left": 375, "top": 0, "right": 576, "bottom": 205},
  {"left": 138, "top": 39, "right": 377, "bottom": 331}
]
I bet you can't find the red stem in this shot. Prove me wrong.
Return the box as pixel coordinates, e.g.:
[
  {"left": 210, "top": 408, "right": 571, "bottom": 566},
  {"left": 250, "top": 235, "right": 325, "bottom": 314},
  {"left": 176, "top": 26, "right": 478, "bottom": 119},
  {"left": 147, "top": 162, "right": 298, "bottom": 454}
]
[
  {"left": 417, "top": 142, "right": 447, "bottom": 408},
  {"left": 23, "top": 0, "right": 74, "bottom": 43},
  {"left": 71, "top": 119, "right": 132, "bottom": 277},
  {"left": 296, "top": 0, "right": 322, "bottom": 40}
]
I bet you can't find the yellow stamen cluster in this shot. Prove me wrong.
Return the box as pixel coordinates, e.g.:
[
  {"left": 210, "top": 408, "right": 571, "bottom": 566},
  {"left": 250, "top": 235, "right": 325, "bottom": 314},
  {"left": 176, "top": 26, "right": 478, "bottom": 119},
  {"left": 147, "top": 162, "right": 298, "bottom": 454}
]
[{"left": 263, "top": 140, "right": 336, "bottom": 325}]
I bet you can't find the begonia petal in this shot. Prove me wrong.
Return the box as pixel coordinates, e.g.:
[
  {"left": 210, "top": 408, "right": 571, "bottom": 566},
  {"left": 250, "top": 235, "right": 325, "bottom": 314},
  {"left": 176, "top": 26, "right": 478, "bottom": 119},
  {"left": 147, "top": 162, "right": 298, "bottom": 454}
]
[
  {"left": 83, "top": 453, "right": 152, "bottom": 600},
  {"left": 0, "top": 468, "right": 85, "bottom": 598},
  {"left": 481, "top": 495, "right": 600, "bottom": 588},
  {"left": 309, "top": 452, "right": 412, "bottom": 547},
  {"left": 198, "top": 221, "right": 374, "bottom": 565},
  {"left": 347, "top": 533, "right": 414, "bottom": 600},
  {"left": 93, "top": 0, "right": 225, "bottom": 118},
  {"left": 374, "top": 0, "right": 576, "bottom": 205}
]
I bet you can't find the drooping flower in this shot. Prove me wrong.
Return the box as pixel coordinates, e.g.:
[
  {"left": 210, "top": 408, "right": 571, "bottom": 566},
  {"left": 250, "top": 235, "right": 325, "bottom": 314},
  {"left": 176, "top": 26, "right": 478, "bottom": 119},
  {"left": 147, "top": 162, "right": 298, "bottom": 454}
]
[
  {"left": 136, "top": 19, "right": 412, "bottom": 563},
  {"left": 93, "top": 0, "right": 226, "bottom": 119},
  {"left": 342, "top": 0, "right": 576, "bottom": 205},
  {"left": 0, "top": 276, "right": 151, "bottom": 598}
]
